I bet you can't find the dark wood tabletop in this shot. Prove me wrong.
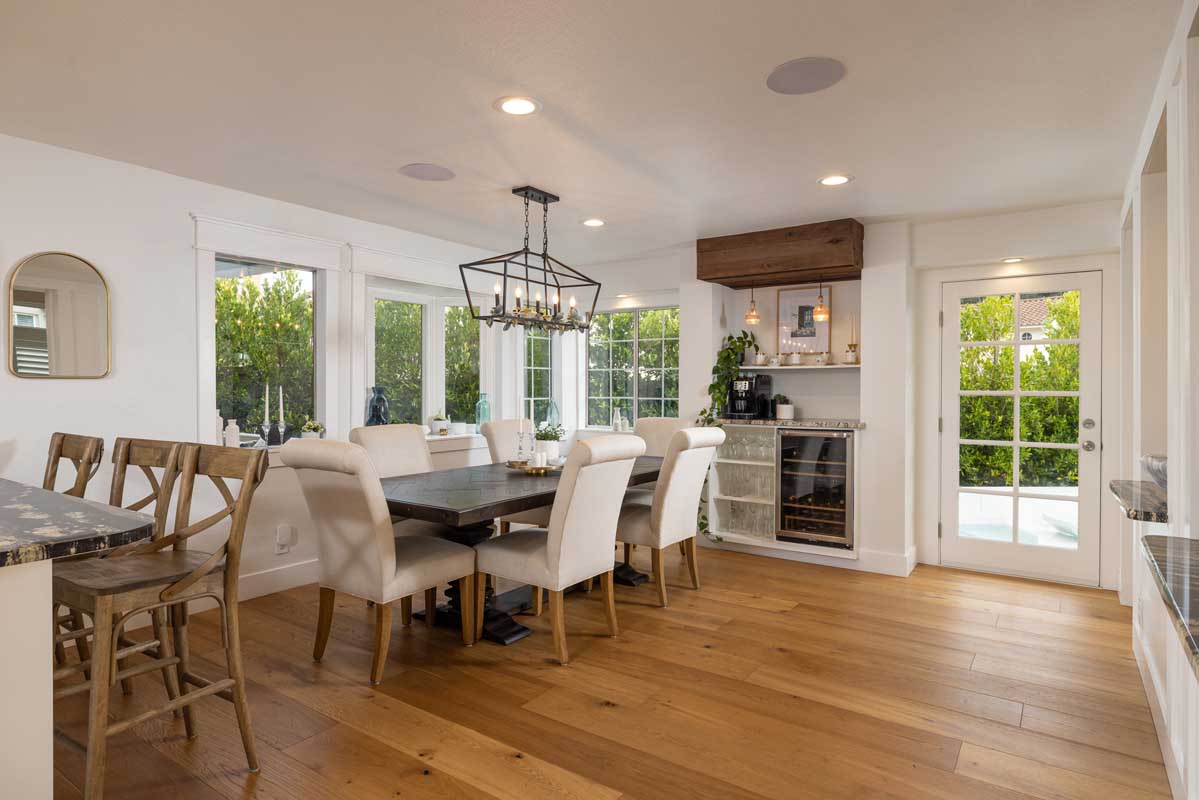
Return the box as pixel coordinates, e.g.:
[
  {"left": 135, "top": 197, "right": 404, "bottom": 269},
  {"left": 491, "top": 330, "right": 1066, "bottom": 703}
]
[
  {"left": 0, "top": 478, "right": 155, "bottom": 568},
  {"left": 381, "top": 456, "right": 662, "bottom": 528}
]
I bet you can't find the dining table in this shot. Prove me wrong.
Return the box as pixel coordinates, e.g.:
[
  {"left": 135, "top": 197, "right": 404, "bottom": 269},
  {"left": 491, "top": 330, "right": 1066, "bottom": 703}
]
[
  {"left": 0, "top": 477, "right": 155, "bottom": 799},
  {"left": 381, "top": 455, "right": 662, "bottom": 644}
]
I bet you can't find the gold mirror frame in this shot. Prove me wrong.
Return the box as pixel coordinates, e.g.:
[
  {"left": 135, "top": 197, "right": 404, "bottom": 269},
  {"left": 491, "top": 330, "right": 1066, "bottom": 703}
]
[{"left": 7, "top": 251, "right": 111, "bottom": 379}]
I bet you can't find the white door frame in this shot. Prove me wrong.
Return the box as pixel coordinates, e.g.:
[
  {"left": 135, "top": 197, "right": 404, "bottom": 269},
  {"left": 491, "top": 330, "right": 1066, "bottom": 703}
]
[{"left": 939, "top": 271, "right": 1103, "bottom": 586}]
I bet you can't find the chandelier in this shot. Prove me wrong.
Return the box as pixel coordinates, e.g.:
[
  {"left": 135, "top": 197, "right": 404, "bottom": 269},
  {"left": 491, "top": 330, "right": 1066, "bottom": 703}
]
[{"left": 459, "top": 186, "right": 601, "bottom": 334}]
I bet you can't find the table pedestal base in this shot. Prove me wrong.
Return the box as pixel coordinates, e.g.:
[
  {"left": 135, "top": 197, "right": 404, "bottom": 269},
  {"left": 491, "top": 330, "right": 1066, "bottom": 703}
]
[{"left": 613, "top": 561, "right": 650, "bottom": 587}]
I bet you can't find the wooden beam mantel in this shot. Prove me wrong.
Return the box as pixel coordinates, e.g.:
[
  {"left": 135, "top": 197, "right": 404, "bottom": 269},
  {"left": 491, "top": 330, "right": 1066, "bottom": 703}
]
[{"left": 696, "top": 218, "right": 863, "bottom": 289}]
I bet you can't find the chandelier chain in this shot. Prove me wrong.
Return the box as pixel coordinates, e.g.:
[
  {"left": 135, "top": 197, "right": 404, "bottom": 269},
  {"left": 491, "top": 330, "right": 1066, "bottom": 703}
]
[
  {"left": 542, "top": 200, "right": 549, "bottom": 263},
  {"left": 522, "top": 195, "right": 530, "bottom": 250}
]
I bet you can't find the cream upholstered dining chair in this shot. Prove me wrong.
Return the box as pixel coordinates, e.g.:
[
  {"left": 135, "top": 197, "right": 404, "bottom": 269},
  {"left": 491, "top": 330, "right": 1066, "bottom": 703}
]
[
  {"left": 473, "top": 434, "right": 646, "bottom": 664},
  {"left": 349, "top": 423, "right": 446, "bottom": 537},
  {"left": 480, "top": 419, "right": 553, "bottom": 533},
  {"left": 623, "top": 416, "right": 692, "bottom": 561},
  {"left": 616, "top": 427, "right": 724, "bottom": 607},
  {"left": 281, "top": 439, "right": 477, "bottom": 684}
]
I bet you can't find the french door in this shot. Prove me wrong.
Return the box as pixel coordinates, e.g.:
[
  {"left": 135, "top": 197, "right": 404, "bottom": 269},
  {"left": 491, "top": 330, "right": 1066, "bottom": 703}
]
[{"left": 940, "top": 272, "right": 1102, "bottom": 585}]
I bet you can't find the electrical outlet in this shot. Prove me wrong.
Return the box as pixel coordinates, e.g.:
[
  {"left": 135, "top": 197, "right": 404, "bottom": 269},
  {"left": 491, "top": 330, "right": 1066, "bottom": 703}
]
[{"left": 274, "top": 524, "right": 297, "bottom": 555}]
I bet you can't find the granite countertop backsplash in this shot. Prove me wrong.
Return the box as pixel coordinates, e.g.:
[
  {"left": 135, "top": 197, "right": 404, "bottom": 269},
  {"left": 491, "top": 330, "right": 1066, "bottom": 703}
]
[
  {"left": 717, "top": 418, "right": 866, "bottom": 430},
  {"left": 1109, "top": 480, "right": 1168, "bottom": 523},
  {"left": 1141, "top": 535, "right": 1199, "bottom": 679}
]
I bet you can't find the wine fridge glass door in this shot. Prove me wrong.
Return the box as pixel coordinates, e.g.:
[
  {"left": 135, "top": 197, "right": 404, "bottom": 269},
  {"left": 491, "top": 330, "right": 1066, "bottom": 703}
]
[{"left": 778, "top": 431, "right": 853, "bottom": 548}]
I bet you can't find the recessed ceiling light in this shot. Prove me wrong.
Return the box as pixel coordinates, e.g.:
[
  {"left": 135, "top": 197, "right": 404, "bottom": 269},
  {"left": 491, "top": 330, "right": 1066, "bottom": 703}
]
[
  {"left": 767, "top": 57, "right": 846, "bottom": 95},
  {"left": 398, "top": 163, "right": 455, "bottom": 181},
  {"left": 494, "top": 96, "right": 540, "bottom": 115},
  {"left": 819, "top": 174, "right": 852, "bottom": 187},
  {"left": 582, "top": 218, "right": 605, "bottom": 227},
  {"left": 1002, "top": 257, "right": 1024, "bottom": 264}
]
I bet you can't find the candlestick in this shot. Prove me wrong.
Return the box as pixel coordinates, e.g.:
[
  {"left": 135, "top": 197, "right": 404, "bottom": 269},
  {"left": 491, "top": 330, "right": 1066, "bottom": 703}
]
[
  {"left": 534, "top": 290, "right": 542, "bottom": 314},
  {"left": 514, "top": 286, "right": 522, "bottom": 310},
  {"left": 493, "top": 282, "right": 502, "bottom": 310},
  {"left": 278, "top": 385, "right": 284, "bottom": 426},
  {"left": 552, "top": 292, "right": 560, "bottom": 315},
  {"left": 264, "top": 382, "right": 270, "bottom": 425}
]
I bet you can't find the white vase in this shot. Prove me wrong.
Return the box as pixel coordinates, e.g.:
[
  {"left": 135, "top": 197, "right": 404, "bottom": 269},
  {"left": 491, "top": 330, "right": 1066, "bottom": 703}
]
[
  {"left": 300, "top": 431, "right": 321, "bottom": 439},
  {"left": 776, "top": 404, "right": 795, "bottom": 420},
  {"left": 431, "top": 420, "right": 450, "bottom": 435},
  {"left": 534, "top": 440, "right": 561, "bottom": 461}
]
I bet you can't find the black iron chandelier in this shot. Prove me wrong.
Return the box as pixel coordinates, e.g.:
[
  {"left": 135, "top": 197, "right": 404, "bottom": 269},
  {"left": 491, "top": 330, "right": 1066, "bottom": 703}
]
[{"left": 459, "top": 186, "right": 601, "bottom": 334}]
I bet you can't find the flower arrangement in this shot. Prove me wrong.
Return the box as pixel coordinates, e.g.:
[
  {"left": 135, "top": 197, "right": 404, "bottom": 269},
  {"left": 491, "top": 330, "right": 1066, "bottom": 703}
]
[
  {"left": 301, "top": 418, "right": 325, "bottom": 434},
  {"left": 534, "top": 423, "right": 565, "bottom": 442}
]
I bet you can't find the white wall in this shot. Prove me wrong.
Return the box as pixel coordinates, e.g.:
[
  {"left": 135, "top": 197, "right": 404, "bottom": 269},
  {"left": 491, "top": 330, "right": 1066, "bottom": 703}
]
[{"left": 0, "top": 133, "right": 497, "bottom": 597}]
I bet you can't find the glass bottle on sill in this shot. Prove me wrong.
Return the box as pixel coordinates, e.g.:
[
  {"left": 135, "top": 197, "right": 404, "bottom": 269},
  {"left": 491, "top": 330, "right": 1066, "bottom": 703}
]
[{"left": 474, "top": 392, "right": 491, "bottom": 434}]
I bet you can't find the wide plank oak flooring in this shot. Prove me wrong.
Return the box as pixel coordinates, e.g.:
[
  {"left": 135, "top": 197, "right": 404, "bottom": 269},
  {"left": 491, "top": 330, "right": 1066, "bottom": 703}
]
[{"left": 54, "top": 548, "right": 1169, "bottom": 799}]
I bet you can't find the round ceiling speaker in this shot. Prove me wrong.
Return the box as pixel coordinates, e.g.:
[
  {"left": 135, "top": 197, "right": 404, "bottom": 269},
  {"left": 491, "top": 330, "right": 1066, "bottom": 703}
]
[
  {"left": 766, "top": 57, "right": 846, "bottom": 95},
  {"left": 398, "top": 163, "right": 456, "bottom": 181}
]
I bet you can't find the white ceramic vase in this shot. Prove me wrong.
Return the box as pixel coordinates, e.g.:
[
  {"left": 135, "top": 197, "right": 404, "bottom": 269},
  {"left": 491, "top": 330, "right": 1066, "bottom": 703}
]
[
  {"left": 534, "top": 440, "right": 561, "bottom": 461},
  {"left": 300, "top": 431, "right": 321, "bottom": 439},
  {"left": 776, "top": 404, "right": 795, "bottom": 420},
  {"left": 431, "top": 419, "right": 450, "bottom": 435}
]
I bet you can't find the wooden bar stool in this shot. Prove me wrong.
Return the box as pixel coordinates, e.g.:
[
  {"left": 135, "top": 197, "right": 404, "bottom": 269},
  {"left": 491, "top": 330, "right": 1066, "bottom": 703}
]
[
  {"left": 55, "top": 439, "right": 188, "bottom": 696},
  {"left": 52, "top": 443, "right": 268, "bottom": 800},
  {"left": 42, "top": 431, "right": 105, "bottom": 497}
]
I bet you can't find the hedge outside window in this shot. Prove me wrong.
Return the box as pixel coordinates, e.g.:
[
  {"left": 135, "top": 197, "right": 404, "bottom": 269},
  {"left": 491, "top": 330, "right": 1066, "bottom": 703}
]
[
  {"left": 525, "top": 328, "right": 554, "bottom": 426},
  {"left": 214, "top": 258, "right": 314, "bottom": 441},
  {"left": 587, "top": 307, "right": 679, "bottom": 427},
  {"left": 373, "top": 298, "right": 423, "bottom": 423},
  {"left": 444, "top": 305, "right": 481, "bottom": 424}
]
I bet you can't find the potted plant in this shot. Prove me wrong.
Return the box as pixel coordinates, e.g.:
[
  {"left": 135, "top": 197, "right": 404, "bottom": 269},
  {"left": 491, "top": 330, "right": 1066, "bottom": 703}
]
[
  {"left": 300, "top": 418, "right": 325, "bottom": 439},
  {"left": 698, "top": 330, "right": 759, "bottom": 427},
  {"left": 431, "top": 410, "right": 451, "bottom": 436},
  {"left": 774, "top": 394, "right": 795, "bottom": 421},
  {"left": 534, "top": 423, "right": 565, "bottom": 461}
]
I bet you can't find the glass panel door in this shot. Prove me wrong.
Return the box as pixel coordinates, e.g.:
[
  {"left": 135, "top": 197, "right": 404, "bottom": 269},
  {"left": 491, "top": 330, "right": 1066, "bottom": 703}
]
[
  {"left": 778, "top": 431, "right": 853, "bottom": 548},
  {"left": 940, "top": 272, "right": 1101, "bottom": 585}
]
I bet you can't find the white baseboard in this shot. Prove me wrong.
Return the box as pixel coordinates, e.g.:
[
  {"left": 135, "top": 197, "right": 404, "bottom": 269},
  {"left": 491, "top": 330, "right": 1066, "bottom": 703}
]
[
  {"left": 703, "top": 537, "right": 915, "bottom": 577},
  {"left": 240, "top": 557, "right": 319, "bottom": 600}
]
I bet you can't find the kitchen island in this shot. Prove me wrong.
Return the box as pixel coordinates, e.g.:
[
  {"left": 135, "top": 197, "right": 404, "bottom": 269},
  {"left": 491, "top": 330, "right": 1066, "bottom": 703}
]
[{"left": 0, "top": 478, "right": 154, "bottom": 799}]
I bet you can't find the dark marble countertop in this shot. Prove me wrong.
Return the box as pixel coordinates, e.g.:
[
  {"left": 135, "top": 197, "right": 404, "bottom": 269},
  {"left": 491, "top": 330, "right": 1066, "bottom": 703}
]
[
  {"left": 1109, "top": 480, "right": 1168, "bottom": 523},
  {"left": 1141, "top": 535, "right": 1199, "bottom": 677},
  {"left": 717, "top": 418, "right": 865, "bottom": 430},
  {"left": 0, "top": 478, "right": 155, "bottom": 568}
]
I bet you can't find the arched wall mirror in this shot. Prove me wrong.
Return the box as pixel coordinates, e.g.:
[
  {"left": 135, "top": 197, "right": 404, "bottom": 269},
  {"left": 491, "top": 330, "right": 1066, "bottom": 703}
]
[{"left": 7, "top": 252, "right": 111, "bottom": 378}]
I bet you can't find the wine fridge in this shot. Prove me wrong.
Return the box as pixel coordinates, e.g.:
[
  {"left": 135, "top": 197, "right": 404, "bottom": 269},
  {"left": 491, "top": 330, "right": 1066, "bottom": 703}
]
[{"left": 777, "top": 429, "right": 854, "bottom": 549}]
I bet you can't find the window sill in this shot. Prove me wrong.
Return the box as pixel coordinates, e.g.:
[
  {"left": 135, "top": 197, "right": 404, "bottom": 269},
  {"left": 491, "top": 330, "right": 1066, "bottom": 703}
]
[{"left": 426, "top": 432, "right": 488, "bottom": 453}]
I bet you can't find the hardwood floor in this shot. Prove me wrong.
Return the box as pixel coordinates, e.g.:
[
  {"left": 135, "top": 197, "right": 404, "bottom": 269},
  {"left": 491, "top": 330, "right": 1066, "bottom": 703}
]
[{"left": 53, "top": 548, "right": 1170, "bottom": 799}]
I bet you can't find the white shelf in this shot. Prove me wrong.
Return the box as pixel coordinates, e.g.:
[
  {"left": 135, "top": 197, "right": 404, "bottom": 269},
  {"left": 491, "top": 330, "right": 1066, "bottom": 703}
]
[
  {"left": 713, "top": 494, "right": 774, "bottom": 506},
  {"left": 741, "top": 364, "right": 860, "bottom": 371},
  {"left": 714, "top": 458, "right": 774, "bottom": 467}
]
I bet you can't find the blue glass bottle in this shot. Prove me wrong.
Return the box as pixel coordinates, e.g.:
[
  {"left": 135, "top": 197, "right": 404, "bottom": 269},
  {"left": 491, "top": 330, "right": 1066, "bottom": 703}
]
[{"left": 474, "top": 392, "right": 491, "bottom": 433}]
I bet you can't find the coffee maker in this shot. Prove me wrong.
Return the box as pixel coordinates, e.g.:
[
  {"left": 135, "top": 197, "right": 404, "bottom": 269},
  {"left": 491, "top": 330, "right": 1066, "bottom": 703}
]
[
  {"left": 726, "top": 374, "right": 755, "bottom": 419},
  {"left": 753, "top": 374, "right": 773, "bottom": 419}
]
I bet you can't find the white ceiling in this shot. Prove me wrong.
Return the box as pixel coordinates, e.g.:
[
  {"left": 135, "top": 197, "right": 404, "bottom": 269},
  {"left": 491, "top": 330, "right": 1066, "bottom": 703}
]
[{"left": 0, "top": 1, "right": 1179, "bottom": 264}]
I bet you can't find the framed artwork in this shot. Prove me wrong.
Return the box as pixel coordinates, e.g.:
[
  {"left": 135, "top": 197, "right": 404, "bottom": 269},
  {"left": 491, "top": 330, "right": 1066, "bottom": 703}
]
[{"left": 777, "top": 285, "right": 830, "bottom": 353}]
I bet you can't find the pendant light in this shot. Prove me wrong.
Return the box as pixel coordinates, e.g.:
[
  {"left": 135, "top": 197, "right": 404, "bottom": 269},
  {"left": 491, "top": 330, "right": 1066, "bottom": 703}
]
[
  {"left": 812, "top": 277, "right": 830, "bottom": 322},
  {"left": 745, "top": 282, "right": 761, "bottom": 325}
]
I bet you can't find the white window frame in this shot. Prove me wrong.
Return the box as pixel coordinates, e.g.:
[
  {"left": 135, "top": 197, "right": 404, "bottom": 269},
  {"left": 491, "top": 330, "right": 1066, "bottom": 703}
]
[
  {"left": 366, "top": 287, "right": 435, "bottom": 424},
  {"left": 578, "top": 303, "right": 681, "bottom": 429},
  {"left": 518, "top": 327, "right": 562, "bottom": 425},
  {"left": 436, "top": 299, "right": 487, "bottom": 423}
]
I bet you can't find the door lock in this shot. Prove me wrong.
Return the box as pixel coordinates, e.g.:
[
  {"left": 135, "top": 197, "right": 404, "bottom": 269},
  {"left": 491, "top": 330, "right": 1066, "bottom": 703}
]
[
  {"left": 1081, "top": 440, "right": 1096, "bottom": 452},
  {"left": 1082, "top": 418, "right": 1095, "bottom": 430}
]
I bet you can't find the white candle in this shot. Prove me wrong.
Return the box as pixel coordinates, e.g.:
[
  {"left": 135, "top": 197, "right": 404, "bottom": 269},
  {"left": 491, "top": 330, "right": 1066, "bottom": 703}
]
[
  {"left": 278, "top": 385, "right": 284, "bottom": 425},
  {"left": 264, "top": 382, "right": 270, "bottom": 425}
]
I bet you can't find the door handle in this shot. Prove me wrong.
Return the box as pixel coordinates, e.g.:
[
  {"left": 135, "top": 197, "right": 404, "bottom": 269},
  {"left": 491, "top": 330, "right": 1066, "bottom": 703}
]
[{"left": 1081, "top": 440, "right": 1096, "bottom": 452}]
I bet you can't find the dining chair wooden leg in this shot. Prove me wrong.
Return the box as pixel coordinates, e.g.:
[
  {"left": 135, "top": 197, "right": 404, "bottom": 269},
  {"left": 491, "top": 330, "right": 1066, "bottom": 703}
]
[
  {"left": 600, "top": 571, "right": 619, "bottom": 637},
  {"left": 69, "top": 607, "right": 91, "bottom": 676},
  {"left": 623, "top": 543, "right": 632, "bottom": 566},
  {"left": 171, "top": 604, "right": 198, "bottom": 739},
  {"left": 685, "top": 536, "right": 700, "bottom": 589},
  {"left": 370, "top": 601, "right": 393, "bottom": 685},
  {"left": 532, "top": 585, "right": 543, "bottom": 616},
  {"left": 458, "top": 574, "right": 475, "bottom": 646},
  {"left": 314, "top": 587, "right": 335, "bottom": 661},
  {"left": 473, "top": 572, "right": 485, "bottom": 642},
  {"left": 548, "top": 589, "right": 568, "bottom": 665},
  {"left": 678, "top": 540, "right": 688, "bottom": 557},
  {"left": 424, "top": 588, "right": 437, "bottom": 628},
  {"left": 150, "top": 607, "right": 182, "bottom": 714},
  {"left": 223, "top": 594, "right": 259, "bottom": 772},
  {"left": 582, "top": 577, "right": 592, "bottom": 593},
  {"left": 82, "top": 594, "right": 113, "bottom": 800},
  {"left": 651, "top": 548, "right": 668, "bottom": 607},
  {"left": 400, "top": 595, "right": 412, "bottom": 626}
]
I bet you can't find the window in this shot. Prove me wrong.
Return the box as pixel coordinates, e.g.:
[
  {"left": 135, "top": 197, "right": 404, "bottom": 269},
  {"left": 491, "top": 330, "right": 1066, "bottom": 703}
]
[
  {"left": 214, "top": 258, "right": 315, "bottom": 441},
  {"left": 443, "top": 305, "right": 480, "bottom": 424},
  {"left": 587, "top": 306, "right": 679, "bottom": 426},
  {"left": 525, "top": 328, "right": 554, "bottom": 425},
  {"left": 373, "top": 298, "right": 424, "bottom": 423}
]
